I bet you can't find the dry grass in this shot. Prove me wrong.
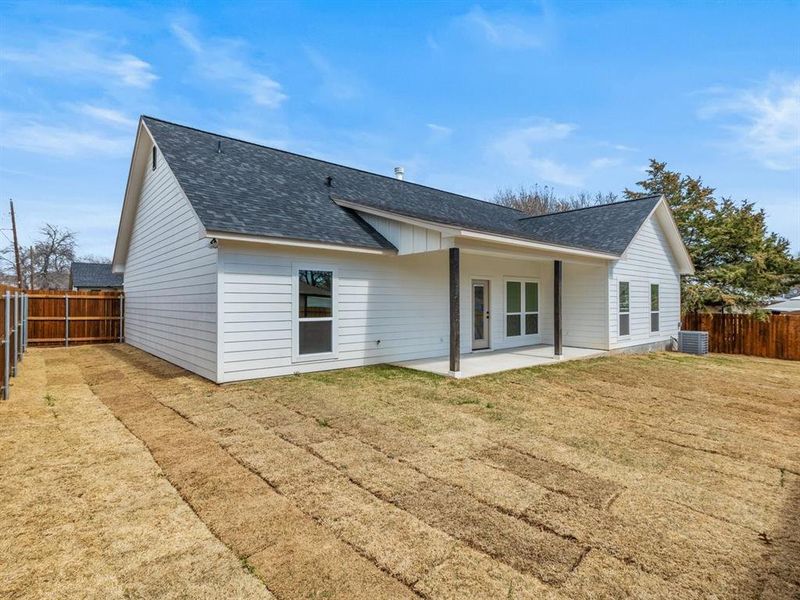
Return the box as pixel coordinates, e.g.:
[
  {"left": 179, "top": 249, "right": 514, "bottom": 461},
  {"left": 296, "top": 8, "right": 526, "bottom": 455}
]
[
  {"left": 5, "top": 344, "right": 800, "bottom": 599},
  {"left": 0, "top": 352, "right": 272, "bottom": 599}
]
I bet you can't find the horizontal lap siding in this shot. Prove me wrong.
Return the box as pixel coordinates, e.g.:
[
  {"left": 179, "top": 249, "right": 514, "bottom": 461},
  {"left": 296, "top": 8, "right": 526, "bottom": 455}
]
[
  {"left": 124, "top": 146, "right": 217, "bottom": 380},
  {"left": 609, "top": 215, "right": 681, "bottom": 348},
  {"left": 562, "top": 263, "right": 609, "bottom": 350},
  {"left": 220, "top": 245, "right": 449, "bottom": 381}
]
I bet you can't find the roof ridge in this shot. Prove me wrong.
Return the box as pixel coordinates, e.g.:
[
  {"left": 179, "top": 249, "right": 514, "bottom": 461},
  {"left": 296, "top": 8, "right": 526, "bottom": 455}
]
[
  {"left": 516, "top": 194, "right": 662, "bottom": 221},
  {"left": 140, "top": 115, "right": 527, "bottom": 217}
]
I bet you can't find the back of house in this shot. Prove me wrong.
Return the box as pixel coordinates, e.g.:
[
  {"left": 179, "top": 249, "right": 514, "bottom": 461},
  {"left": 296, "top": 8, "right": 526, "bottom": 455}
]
[{"left": 113, "top": 117, "right": 693, "bottom": 383}]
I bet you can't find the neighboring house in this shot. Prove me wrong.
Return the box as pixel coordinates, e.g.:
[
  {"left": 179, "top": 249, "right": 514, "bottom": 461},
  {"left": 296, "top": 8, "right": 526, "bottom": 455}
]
[
  {"left": 69, "top": 262, "right": 123, "bottom": 291},
  {"left": 764, "top": 296, "right": 800, "bottom": 314},
  {"left": 112, "top": 117, "right": 694, "bottom": 383}
]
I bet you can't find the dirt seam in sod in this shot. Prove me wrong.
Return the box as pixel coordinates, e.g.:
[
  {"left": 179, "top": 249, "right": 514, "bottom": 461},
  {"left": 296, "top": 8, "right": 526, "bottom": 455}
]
[
  {"left": 103, "top": 372, "right": 430, "bottom": 600},
  {"left": 255, "top": 393, "right": 589, "bottom": 584},
  {"left": 80, "top": 378, "right": 280, "bottom": 597},
  {"left": 77, "top": 358, "right": 418, "bottom": 599}
]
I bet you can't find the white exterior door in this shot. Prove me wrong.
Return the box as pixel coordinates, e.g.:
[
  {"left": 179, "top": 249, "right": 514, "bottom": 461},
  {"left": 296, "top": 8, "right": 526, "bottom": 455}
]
[{"left": 472, "top": 280, "right": 490, "bottom": 350}]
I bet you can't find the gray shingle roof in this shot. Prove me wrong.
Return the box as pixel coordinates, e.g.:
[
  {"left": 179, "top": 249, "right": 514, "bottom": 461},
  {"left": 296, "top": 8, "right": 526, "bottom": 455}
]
[
  {"left": 70, "top": 262, "right": 123, "bottom": 289},
  {"left": 142, "top": 116, "right": 662, "bottom": 256}
]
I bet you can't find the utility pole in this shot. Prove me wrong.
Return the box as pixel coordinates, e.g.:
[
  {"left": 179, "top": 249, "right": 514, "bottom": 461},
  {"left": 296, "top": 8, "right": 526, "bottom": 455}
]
[
  {"left": 9, "top": 200, "right": 22, "bottom": 289},
  {"left": 29, "top": 247, "right": 34, "bottom": 290}
]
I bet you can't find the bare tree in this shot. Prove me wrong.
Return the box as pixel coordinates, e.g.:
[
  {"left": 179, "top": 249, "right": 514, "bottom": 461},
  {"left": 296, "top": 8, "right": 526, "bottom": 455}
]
[
  {"left": 35, "top": 224, "right": 76, "bottom": 289},
  {"left": 77, "top": 254, "right": 111, "bottom": 264},
  {"left": 493, "top": 184, "right": 618, "bottom": 216},
  {"left": 1, "top": 224, "right": 77, "bottom": 289}
]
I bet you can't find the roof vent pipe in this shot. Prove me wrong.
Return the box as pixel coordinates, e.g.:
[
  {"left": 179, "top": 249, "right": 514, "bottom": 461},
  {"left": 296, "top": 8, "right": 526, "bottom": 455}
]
[{"left": 394, "top": 166, "right": 404, "bottom": 181}]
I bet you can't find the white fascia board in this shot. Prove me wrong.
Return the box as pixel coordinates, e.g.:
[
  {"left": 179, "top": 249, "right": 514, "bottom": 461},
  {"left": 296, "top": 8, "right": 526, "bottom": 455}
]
[
  {"left": 456, "top": 230, "right": 620, "bottom": 260},
  {"left": 207, "top": 230, "right": 397, "bottom": 255},
  {"left": 333, "top": 198, "right": 620, "bottom": 260},
  {"left": 332, "top": 198, "right": 460, "bottom": 236},
  {"left": 112, "top": 119, "right": 152, "bottom": 273}
]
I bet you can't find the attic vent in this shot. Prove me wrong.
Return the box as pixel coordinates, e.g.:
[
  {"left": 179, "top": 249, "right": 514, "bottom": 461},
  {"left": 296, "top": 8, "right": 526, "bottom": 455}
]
[
  {"left": 394, "top": 166, "right": 404, "bottom": 180},
  {"left": 152, "top": 146, "right": 157, "bottom": 171}
]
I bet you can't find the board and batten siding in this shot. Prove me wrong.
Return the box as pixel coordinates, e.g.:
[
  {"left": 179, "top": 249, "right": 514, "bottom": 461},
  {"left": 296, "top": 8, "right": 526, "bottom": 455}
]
[
  {"left": 608, "top": 214, "right": 681, "bottom": 348},
  {"left": 359, "top": 212, "right": 447, "bottom": 255},
  {"left": 219, "top": 243, "right": 450, "bottom": 382},
  {"left": 123, "top": 145, "right": 218, "bottom": 380}
]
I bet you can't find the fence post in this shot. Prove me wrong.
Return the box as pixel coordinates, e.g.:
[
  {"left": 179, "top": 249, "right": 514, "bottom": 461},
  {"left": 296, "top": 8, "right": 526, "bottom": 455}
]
[
  {"left": 65, "top": 294, "right": 70, "bottom": 347},
  {"left": 119, "top": 295, "right": 124, "bottom": 343},
  {"left": 21, "top": 294, "right": 27, "bottom": 353},
  {"left": 12, "top": 292, "right": 18, "bottom": 376},
  {"left": 3, "top": 291, "right": 9, "bottom": 400},
  {"left": 16, "top": 293, "right": 23, "bottom": 363}
]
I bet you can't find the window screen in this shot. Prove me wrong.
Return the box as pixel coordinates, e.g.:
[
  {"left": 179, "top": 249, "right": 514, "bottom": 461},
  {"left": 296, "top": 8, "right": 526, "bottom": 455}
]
[
  {"left": 298, "top": 270, "right": 333, "bottom": 355},
  {"left": 619, "top": 281, "right": 630, "bottom": 337},
  {"left": 650, "top": 283, "right": 659, "bottom": 332}
]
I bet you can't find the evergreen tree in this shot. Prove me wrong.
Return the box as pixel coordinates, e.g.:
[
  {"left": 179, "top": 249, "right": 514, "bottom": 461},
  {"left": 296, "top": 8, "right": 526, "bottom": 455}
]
[{"left": 626, "top": 160, "right": 800, "bottom": 312}]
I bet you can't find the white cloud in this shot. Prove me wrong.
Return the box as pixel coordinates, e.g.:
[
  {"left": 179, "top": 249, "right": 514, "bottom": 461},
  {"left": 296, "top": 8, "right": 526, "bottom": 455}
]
[
  {"left": 0, "top": 114, "right": 128, "bottom": 157},
  {"left": 304, "top": 47, "right": 361, "bottom": 101},
  {"left": 426, "top": 123, "right": 453, "bottom": 142},
  {"left": 698, "top": 76, "right": 800, "bottom": 171},
  {"left": 74, "top": 104, "right": 137, "bottom": 128},
  {"left": 1, "top": 33, "right": 157, "bottom": 89},
  {"left": 490, "top": 119, "right": 624, "bottom": 187},
  {"left": 456, "top": 5, "right": 549, "bottom": 49},
  {"left": 589, "top": 157, "right": 622, "bottom": 169},
  {"left": 171, "top": 23, "right": 287, "bottom": 109}
]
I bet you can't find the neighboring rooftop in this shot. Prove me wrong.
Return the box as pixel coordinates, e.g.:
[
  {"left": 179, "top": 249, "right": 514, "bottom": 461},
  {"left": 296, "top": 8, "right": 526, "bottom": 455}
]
[
  {"left": 142, "top": 116, "right": 663, "bottom": 256},
  {"left": 70, "top": 262, "right": 123, "bottom": 289}
]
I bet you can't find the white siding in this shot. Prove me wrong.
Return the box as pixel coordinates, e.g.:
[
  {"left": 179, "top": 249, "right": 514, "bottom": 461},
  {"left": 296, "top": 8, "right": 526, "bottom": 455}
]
[
  {"left": 609, "top": 215, "right": 681, "bottom": 348},
  {"left": 219, "top": 244, "right": 578, "bottom": 382},
  {"left": 562, "top": 263, "right": 610, "bottom": 349},
  {"left": 220, "top": 244, "right": 450, "bottom": 381},
  {"left": 124, "top": 146, "right": 218, "bottom": 380},
  {"left": 359, "top": 212, "right": 446, "bottom": 254}
]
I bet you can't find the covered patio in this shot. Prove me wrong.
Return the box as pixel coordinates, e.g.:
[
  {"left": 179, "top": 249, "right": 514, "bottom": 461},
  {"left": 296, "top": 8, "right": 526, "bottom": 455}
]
[{"left": 394, "top": 344, "right": 607, "bottom": 378}]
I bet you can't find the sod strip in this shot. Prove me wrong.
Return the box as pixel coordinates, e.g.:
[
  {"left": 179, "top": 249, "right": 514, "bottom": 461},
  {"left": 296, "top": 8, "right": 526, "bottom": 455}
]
[
  {"left": 81, "top": 368, "right": 417, "bottom": 600},
  {"left": 180, "top": 403, "right": 565, "bottom": 600},
  {"left": 76, "top": 347, "right": 567, "bottom": 599}
]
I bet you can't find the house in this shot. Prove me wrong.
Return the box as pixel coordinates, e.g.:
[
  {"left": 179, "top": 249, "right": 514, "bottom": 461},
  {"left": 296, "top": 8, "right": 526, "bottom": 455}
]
[
  {"left": 112, "top": 117, "right": 694, "bottom": 383},
  {"left": 69, "top": 262, "right": 123, "bottom": 291},
  {"left": 764, "top": 296, "right": 800, "bottom": 314}
]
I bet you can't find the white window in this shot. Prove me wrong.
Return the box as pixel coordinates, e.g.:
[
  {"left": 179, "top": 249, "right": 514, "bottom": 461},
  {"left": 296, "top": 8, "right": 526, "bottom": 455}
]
[
  {"left": 650, "top": 283, "right": 660, "bottom": 332},
  {"left": 505, "top": 280, "right": 539, "bottom": 337},
  {"left": 297, "top": 269, "right": 334, "bottom": 356},
  {"left": 618, "top": 281, "right": 630, "bottom": 337}
]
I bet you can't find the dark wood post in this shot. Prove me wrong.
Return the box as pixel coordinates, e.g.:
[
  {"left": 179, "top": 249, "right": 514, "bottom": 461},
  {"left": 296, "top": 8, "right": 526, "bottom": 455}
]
[
  {"left": 554, "top": 260, "right": 562, "bottom": 357},
  {"left": 449, "top": 248, "right": 460, "bottom": 374}
]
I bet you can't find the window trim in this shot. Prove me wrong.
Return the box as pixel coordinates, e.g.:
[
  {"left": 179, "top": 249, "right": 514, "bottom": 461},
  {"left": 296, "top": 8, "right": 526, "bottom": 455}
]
[
  {"left": 650, "top": 282, "right": 660, "bottom": 334},
  {"left": 292, "top": 264, "right": 338, "bottom": 363},
  {"left": 618, "top": 280, "right": 630, "bottom": 338},
  {"left": 503, "top": 277, "right": 540, "bottom": 339}
]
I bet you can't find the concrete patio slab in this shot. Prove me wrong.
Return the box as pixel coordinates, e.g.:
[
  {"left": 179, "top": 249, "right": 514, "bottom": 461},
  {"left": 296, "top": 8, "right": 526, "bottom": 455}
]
[{"left": 393, "top": 345, "right": 607, "bottom": 378}]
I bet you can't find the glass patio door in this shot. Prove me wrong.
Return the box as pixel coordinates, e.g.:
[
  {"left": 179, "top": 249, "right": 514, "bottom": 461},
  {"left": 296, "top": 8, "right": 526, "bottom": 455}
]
[{"left": 472, "top": 280, "right": 490, "bottom": 350}]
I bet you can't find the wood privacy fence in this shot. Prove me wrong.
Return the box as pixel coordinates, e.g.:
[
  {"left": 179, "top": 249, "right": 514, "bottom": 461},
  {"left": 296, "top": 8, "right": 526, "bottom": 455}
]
[
  {"left": 0, "top": 285, "right": 29, "bottom": 400},
  {"left": 27, "top": 290, "right": 124, "bottom": 347},
  {"left": 682, "top": 312, "right": 800, "bottom": 361}
]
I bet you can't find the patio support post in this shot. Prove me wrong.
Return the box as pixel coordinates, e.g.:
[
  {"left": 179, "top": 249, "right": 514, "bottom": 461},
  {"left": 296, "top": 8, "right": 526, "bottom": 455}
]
[
  {"left": 554, "top": 260, "right": 562, "bottom": 358},
  {"left": 449, "top": 247, "right": 460, "bottom": 375}
]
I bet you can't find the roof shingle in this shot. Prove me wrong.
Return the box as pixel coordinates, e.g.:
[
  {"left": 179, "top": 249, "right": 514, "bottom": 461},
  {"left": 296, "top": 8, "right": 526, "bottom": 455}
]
[{"left": 142, "top": 116, "right": 662, "bottom": 256}]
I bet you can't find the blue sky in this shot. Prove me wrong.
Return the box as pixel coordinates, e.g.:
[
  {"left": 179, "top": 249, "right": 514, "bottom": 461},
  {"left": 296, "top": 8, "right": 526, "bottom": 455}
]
[{"left": 1, "top": 0, "right": 798, "bottom": 258}]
